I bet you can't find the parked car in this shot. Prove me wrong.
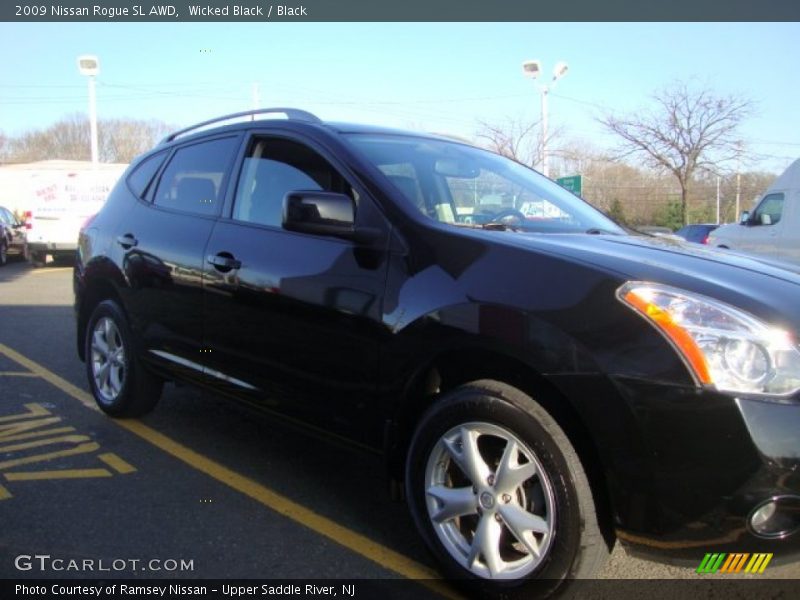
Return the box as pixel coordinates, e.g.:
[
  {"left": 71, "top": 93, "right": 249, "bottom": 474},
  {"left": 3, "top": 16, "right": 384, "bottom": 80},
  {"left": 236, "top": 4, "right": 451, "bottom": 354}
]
[
  {"left": 675, "top": 223, "right": 719, "bottom": 244},
  {"left": 74, "top": 109, "right": 800, "bottom": 598},
  {"left": 635, "top": 225, "right": 684, "bottom": 242},
  {"left": 17, "top": 162, "right": 126, "bottom": 266},
  {"left": 709, "top": 159, "right": 800, "bottom": 265},
  {"left": 0, "top": 205, "right": 28, "bottom": 265}
]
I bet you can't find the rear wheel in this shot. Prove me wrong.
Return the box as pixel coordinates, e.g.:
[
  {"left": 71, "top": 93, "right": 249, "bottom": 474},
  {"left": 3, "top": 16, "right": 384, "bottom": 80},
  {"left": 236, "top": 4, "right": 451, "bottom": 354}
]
[
  {"left": 406, "top": 380, "right": 609, "bottom": 598},
  {"left": 85, "top": 299, "right": 162, "bottom": 417},
  {"left": 30, "top": 250, "right": 46, "bottom": 267},
  {"left": 0, "top": 241, "right": 7, "bottom": 266}
]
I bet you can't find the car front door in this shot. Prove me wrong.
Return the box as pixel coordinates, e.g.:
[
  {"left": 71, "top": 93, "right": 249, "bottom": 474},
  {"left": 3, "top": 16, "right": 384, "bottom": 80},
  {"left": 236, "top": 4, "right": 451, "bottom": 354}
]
[
  {"left": 201, "top": 132, "right": 391, "bottom": 444},
  {"left": 742, "top": 192, "right": 786, "bottom": 259}
]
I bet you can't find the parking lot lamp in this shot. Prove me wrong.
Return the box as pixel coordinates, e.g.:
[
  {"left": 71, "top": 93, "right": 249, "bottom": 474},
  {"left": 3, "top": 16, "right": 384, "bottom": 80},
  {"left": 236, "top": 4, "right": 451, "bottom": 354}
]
[
  {"left": 522, "top": 60, "right": 568, "bottom": 178},
  {"left": 77, "top": 55, "right": 100, "bottom": 166}
]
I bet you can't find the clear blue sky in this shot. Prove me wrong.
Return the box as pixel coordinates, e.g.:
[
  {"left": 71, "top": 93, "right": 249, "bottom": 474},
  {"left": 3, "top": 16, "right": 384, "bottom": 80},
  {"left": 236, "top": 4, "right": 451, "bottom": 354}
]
[{"left": 1, "top": 22, "right": 798, "bottom": 172}]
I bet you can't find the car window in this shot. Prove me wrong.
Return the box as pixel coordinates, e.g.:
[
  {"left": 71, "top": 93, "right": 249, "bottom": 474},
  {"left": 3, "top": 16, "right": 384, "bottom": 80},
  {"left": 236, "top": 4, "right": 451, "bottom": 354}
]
[
  {"left": 127, "top": 151, "right": 168, "bottom": 199},
  {"left": 0, "top": 207, "right": 11, "bottom": 225},
  {"left": 232, "top": 137, "right": 353, "bottom": 228},
  {"left": 346, "top": 134, "right": 624, "bottom": 234},
  {"left": 752, "top": 193, "right": 784, "bottom": 226},
  {"left": 153, "top": 137, "right": 238, "bottom": 216}
]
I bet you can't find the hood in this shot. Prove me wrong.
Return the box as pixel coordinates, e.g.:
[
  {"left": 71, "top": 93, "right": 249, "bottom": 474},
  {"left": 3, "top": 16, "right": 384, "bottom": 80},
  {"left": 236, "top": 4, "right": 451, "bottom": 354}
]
[{"left": 501, "top": 232, "right": 800, "bottom": 332}]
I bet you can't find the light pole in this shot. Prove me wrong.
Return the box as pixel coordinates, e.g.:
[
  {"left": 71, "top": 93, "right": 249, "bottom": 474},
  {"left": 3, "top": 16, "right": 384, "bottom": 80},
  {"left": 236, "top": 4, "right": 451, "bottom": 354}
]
[
  {"left": 522, "top": 59, "right": 568, "bottom": 178},
  {"left": 77, "top": 55, "right": 100, "bottom": 165}
]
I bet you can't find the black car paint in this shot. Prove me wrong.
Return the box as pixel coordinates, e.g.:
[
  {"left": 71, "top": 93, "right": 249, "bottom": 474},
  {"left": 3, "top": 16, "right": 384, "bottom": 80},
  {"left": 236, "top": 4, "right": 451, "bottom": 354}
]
[{"left": 75, "top": 119, "right": 800, "bottom": 563}]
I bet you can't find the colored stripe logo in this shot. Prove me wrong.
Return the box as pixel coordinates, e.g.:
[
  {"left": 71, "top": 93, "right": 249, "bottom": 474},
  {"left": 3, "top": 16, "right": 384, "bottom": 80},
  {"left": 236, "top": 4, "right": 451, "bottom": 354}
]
[{"left": 696, "top": 553, "right": 773, "bottom": 574}]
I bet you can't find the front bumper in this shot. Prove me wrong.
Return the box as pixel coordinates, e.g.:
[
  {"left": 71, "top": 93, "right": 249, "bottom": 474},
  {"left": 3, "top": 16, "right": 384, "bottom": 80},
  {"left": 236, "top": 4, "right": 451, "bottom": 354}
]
[
  {"left": 606, "top": 377, "right": 800, "bottom": 563},
  {"left": 549, "top": 372, "right": 800, "bottom": 564}
]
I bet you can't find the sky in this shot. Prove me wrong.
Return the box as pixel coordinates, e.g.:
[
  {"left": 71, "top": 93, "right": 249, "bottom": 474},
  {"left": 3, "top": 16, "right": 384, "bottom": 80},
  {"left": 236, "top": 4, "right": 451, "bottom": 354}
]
[{"left": 1, "top": 22, "right": 798, "bottom": 173}]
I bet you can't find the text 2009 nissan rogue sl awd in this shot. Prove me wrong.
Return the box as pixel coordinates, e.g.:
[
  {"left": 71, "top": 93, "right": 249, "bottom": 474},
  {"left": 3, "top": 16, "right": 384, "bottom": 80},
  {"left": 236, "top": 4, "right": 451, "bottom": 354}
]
[{"left": 74, "top": 109, "right": 800, "bottom": 598}]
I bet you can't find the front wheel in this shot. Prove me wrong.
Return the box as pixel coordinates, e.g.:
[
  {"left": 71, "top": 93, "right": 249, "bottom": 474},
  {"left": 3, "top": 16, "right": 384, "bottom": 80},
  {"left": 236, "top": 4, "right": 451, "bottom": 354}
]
[
  {"left": 0, "top": 241, "right": 7, "bottom": 266},
  {"left": 85, "top": 299, "right": 162, "bottom": 417},
  {"left": 405, "top": 380, "right": 609, "bottom": 598}
]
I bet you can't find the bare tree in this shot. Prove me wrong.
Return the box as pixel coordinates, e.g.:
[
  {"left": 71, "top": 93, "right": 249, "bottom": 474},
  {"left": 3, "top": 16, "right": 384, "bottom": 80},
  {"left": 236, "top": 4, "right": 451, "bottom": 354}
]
[
  {"left": 476, "top": 117, "right": 565, "bottom": 170},
  {"left": 9, "top": 113, "right": 90, "bottom": 162},
  {"left": 5, "top": 114, "right": 173, "bottom": 164},
  {"left": 597, "top": 81, "right": 754, "bottom": 225},
  {"left": 99, "top": 118, "right": 173, "bottom": 163},
  {"left": 0, "top": 131, "right": 9, "bottom": 162},
  {"left": 477, "top": 118, "right": 539, "bottom": 166}
]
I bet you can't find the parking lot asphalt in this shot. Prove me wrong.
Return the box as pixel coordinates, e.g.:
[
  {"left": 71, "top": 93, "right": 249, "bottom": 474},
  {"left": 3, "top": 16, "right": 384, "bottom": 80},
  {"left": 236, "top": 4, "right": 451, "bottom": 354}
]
[{"left": 0, "top": 260, "right": 798, "bottom": 594}]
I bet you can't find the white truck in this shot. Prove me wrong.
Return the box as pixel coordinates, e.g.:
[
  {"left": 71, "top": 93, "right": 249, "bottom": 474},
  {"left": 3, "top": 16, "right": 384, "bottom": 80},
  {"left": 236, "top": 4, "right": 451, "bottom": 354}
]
[
  {"left": 0, "top": 160, "right": 127, "bottom": 265},
  {"left": 709, "top": 159, "right": 800, "bottom": 267}
]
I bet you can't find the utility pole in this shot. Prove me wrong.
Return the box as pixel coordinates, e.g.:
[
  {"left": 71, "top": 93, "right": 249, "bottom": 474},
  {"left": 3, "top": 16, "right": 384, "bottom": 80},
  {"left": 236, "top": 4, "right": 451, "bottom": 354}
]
[{"left": 735, "top": 140, "right": 743, "bottom": 221}]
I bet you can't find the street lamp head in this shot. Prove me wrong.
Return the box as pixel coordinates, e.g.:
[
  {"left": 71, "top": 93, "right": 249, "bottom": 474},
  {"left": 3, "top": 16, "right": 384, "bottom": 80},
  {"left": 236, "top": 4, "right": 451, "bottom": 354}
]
[
  {"left": 77, "top": 55, "right": 99, "bottom": 77},
  {"left": 552, "top": 61, "right": 569, "bottom": 81},
  {"left": 522, "top": 60, "right": 541, "bottom": 80}
]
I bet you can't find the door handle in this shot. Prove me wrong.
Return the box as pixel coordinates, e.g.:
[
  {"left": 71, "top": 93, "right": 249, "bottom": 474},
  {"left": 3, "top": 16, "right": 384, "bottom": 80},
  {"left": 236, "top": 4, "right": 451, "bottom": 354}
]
[
  {"left": 116, "top": 234, "right": 138, "bottom": 249},
  {"left": 207, "top": 253, "right": 242, "bottom": 271}
]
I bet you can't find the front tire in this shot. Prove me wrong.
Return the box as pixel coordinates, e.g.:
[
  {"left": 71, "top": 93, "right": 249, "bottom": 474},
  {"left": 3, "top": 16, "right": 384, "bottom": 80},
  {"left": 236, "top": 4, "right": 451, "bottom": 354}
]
[
  {"left": 85, "top": 299, "right": 162, "bottom": 417},
  {"left": 405, "top": 380, "right": 609, "bottom": 598}
]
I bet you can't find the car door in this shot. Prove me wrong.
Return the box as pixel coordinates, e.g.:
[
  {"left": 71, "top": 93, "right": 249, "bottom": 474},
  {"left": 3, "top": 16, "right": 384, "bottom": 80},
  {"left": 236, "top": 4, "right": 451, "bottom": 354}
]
[
  {"left": 201, "top": 131, "right": 391, "bottom": 443},
  {"left": 774, "top": 191, "right": 798, "bottom": 265},
  {"left": 114, "top": 134, "right": 241, "bottom": 380},
  {"left": 740, "top": 192, "right": 786, "bottom": 259}
]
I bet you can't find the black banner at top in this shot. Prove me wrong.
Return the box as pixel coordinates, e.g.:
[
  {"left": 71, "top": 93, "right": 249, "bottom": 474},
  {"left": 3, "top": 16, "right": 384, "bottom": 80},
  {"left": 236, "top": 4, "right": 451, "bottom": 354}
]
[{"left": 3, "top": 0, "right": 800, "bottom": 22}]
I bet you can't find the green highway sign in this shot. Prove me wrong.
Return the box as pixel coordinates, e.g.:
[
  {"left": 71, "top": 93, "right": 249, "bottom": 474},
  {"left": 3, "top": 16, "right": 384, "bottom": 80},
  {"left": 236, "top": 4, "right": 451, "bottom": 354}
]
[{"left": 556, "top": 175, "right": 582, "bottom": 196}]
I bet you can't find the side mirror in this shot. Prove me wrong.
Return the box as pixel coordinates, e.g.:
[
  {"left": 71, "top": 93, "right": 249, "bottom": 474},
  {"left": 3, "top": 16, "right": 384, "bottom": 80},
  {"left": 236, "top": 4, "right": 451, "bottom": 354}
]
[
  {"left": 283, "top": 191, "right": 356, "bottom": 239},
  {"left": 739, "top": 211, "right": 750, "bottom": 225}
]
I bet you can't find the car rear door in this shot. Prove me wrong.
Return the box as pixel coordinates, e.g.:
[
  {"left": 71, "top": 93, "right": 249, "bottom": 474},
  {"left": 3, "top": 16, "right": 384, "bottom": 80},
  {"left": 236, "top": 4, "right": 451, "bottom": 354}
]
[
  {"left": 201, "top": 130, "right": 391, "bottom": 444},
  {"left": 113, "top": 134, "right": 242, "bottom": 380}
]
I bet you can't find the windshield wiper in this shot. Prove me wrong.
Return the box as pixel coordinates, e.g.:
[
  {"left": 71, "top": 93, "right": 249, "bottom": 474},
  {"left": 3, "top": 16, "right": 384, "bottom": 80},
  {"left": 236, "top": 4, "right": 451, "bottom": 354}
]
[
  {"left": 585, "top": 228, "right": 620, "bottom": 235},
  {"left": 452, "top": 222, "right": 518, "bottom": 232}
]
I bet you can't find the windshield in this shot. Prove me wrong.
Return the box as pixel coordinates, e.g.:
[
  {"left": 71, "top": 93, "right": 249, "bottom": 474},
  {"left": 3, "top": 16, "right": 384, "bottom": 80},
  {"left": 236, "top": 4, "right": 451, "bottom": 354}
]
[{"left": 345, "top": 133, "right": 624, "bottom": 235}]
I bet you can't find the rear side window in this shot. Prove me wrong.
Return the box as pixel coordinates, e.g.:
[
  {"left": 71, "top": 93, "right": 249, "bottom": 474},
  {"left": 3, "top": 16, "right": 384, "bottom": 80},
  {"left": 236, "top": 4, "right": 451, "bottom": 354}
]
[
  {"left": 153, "top": 137, "right": 239, "bottom": 216},
  {"left": 127, "top": 151, "right": 167, "bottom": 199}
]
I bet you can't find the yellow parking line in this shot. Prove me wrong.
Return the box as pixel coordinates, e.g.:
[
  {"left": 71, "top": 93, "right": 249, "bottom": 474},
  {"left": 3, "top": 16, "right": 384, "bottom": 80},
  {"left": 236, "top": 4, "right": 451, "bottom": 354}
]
[
  {"left": 0, "top": 371, "right": 39, "bottom": 377},
  {"left": 98, "top": 452, "right": 137, "bottom": 474},
  {"left": 5, "top": 468, "right": 113, "bottom": 481},
  {"left": 29, "top": 267, "right": 73, "bottom": 275},
  {"left": 0, "top": 484, "right": 12, "bottom": 500},
  {"left": 0, "top": 342, "right": 456, "bottom": 598}
]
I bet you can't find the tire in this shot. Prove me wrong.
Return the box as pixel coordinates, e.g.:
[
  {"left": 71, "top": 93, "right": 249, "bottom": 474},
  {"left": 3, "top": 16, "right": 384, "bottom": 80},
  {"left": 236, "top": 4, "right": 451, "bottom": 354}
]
[
  {"left": 0, "top": 241, "right": 7, "bottom": 266},
  {"left": 30, "top": 250, "right": 46, "bottom": 268},
  {"left": 85, "top": 299, "right": 163, "bottom": 417},
  {"left": 405, "top": 380, "right": 609, "bottom": 599}
]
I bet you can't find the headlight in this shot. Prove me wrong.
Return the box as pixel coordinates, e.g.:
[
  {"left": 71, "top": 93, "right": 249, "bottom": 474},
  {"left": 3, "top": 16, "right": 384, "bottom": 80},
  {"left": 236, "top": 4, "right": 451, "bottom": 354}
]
[{"left": 617, "top": 282, "right": 800, "bottom": 396}]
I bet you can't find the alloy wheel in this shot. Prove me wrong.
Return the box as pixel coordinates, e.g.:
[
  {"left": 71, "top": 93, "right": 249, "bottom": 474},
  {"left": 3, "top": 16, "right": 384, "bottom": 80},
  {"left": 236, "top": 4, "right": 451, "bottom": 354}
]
[
  {"left": 90, "top": 316, "right": 126, "bottom": 404},
  {"left": 424, "top": 421, "right": 556, "bottom": 579}
]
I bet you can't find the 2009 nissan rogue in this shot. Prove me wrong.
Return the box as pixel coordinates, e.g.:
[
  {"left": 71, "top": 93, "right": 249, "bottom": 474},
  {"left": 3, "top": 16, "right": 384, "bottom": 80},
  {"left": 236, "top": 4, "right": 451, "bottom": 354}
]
[{"left": 74, "top": 108, "right": 800, "bottom": 597}]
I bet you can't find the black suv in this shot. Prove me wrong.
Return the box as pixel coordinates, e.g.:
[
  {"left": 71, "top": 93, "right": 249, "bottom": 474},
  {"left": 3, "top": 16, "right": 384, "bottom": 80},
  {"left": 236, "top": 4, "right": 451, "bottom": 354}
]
[{"left": 75, "top": 109, "right": 800, "bottom": 597}]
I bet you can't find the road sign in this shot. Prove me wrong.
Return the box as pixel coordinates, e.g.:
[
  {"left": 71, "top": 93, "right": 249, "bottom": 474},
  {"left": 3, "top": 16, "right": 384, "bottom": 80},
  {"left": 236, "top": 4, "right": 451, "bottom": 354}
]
[{"left": 556, "top": 175, "right": 582, "bottom": 196}]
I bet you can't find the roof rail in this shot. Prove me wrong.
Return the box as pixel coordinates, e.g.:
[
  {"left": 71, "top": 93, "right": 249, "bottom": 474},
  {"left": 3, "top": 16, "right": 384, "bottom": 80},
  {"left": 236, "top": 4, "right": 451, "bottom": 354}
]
[{"left": 161, "top": 108, "right": 322, "bottom": 144}]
